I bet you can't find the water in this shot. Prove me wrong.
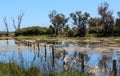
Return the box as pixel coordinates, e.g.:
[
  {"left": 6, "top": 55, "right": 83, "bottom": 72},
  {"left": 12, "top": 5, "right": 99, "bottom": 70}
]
[{"left": 0, "top": 39, "right": 120, "bottom": 76}]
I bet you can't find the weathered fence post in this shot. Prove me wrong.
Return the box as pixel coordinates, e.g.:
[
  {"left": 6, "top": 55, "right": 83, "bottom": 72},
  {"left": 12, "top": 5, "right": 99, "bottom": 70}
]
[
  {"left": 37, "top": 42, "right": 40, "bottom": 50},
  {"left": 81, "top": 53, "right": 84, "bottom": 72},
  {"left": 33, "top": 42, "right": 35, "bottom": 50},
  {"left": 63, "top": 50, "right": 65, "bottom": 61},
  {"left": 6, "top": 39, "right": 9, "bottom": 45},
  {"left": 52, "top": 46, "right": 55, "bottom": 67},
  {"left": 113, "top": 59, "right": 117, "bottom": 76},
  {"left": 28, "top": 41, "right": 30, "bottom": 46},
  {"left": 44, "top": 45, "right": 47, "bottom": 61}
]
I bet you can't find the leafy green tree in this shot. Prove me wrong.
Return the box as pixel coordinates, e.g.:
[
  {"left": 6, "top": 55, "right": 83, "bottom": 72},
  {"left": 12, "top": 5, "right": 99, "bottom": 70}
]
[
  {"left": 115, "top": 12, "right": 120, "bottom": 28},
  {"left": 89, "top": 18, "right": 103, "bottom": 34},
  {"left": 63, "top": 24, "right": 70, "bottom": 36},
  {"left": 47, "top": 25, "right": 55, "bottom": 35},
  {"left": 114, "top": 12, "right": 120, "bottom": 36},
  {"left": 70, "top": 11, "right": 90, "bottom": 37},
  {"left": 98, "top": 2, "right": 114, "bottom": 36},
  {"left": 49, "top": 10, "right": 68, "bottom": 36},
  {"left": 117, "top": 12, "right": 120, "bottom": 18}
]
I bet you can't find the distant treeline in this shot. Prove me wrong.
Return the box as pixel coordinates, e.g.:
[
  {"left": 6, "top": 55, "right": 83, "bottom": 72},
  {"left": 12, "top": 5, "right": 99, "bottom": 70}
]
[{"left": 15, "top": 2, "right": 120, "bottom": 37}]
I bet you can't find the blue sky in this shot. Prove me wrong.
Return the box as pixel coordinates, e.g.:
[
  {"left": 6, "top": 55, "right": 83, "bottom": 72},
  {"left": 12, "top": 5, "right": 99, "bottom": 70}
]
[{"left": 0, "top": 0, "right": 120, "bottom": 31}]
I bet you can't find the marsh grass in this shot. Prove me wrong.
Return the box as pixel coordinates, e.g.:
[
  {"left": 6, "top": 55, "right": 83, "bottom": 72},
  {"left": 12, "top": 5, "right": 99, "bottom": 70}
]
[
  {"left": 0, "top": 62, "right": 91, "bottom": 76},
  {"left": 54, "top": 72, "right": 91, "bottom": 76},
  {"left": 0, "top": 62, "right": 25, "bottom": 76},
  {"left": 0, "top": 62, "right": 43, "bottom": 76}
]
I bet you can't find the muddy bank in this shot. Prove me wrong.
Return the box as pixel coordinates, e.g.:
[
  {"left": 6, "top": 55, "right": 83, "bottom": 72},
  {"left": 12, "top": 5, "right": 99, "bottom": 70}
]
[{"left": 1, "top": 37, "right": 120, "bottom": 53}]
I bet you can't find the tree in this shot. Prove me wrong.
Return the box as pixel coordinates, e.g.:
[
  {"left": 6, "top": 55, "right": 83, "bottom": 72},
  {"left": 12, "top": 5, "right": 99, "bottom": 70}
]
[
  {"left": 89, "top": 18, "right": 102, "bottom": 34},
  {"left": 63, "top": 24, "right": 70, "bottom": 32},
  {"left": 12, "top": 11, "right": 24, "bottom": 31},
  {"left": 49, "top": 10, "right": 68, "bottom": 36},
  {"left": 47, "top": 25, "right": 55, "bottom": 35},
  {"left": 98, "top": 2, "right": 114, "bottom": 36},
  {"left": 3, "top": 17, "right": 9, "bottom": 36},
  {"left": 70, "top": 11, "right": 90, "bottom": 37},
  {"left": 117, "top": 12, "right": 120, "bottom": 18},
  {"left": 63, "top": 24, "right": 70, "bottom": 36},
  {"left": 115, "top": 12, "right": 120, "bottom": 28},
  {"left": 12, "top": 18, "right": 17, "bottom": 30},
  {"left": 114, "top": 12, "right": 120, "bottom": 36}
]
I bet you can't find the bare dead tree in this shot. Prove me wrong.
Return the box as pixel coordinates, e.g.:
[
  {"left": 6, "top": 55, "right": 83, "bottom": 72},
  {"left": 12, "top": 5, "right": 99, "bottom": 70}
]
[
  {"left": 17, "top": 12, "right": 24, "bottom": 30},
  {"left": 3, "top": 17, "right": 9, "bottom": 36},
  {"left": 12, "top": 11, "right": 24, "bottom": 31},
  {"left": 12, "top": 18, "right": 17, "bottom": 30}
]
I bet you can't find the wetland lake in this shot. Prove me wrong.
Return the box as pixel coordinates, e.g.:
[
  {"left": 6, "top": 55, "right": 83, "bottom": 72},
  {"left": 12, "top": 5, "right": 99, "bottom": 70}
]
[{"left": 0, "top": 38, "right": 120, "bottom": 76}]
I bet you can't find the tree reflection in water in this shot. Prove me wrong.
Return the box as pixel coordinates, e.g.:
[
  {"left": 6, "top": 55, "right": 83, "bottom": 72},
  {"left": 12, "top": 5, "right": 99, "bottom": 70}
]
[{"left": 1, "top": 40, "right": 120, "bottom": 76}]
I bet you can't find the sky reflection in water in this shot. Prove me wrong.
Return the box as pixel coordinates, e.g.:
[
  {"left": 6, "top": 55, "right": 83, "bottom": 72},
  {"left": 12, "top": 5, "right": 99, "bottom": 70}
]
[{"left": 0, "top": 39, "right": 120, "bottom": 76}]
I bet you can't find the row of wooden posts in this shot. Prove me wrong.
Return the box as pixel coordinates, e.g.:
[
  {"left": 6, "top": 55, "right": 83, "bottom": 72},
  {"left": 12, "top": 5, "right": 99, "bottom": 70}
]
[{"left": 17, "top": 39, "right": 118, "bottom": 75}]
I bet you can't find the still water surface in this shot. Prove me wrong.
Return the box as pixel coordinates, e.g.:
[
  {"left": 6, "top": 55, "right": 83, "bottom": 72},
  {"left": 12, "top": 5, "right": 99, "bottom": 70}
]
[{"left": 0, "top": 39, "right": 120, "bottom": 76}]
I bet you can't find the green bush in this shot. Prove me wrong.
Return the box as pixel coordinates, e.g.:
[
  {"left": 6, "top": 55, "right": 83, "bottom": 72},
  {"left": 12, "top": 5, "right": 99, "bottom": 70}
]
[{"left": 15, "top": 26, "right": 48, "bottom": 36}]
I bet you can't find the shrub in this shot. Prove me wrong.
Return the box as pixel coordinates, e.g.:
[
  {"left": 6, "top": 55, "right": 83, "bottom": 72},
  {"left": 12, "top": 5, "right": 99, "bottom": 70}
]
[{"left": 15, "top": 26, "right": 48, "bottom": 36}]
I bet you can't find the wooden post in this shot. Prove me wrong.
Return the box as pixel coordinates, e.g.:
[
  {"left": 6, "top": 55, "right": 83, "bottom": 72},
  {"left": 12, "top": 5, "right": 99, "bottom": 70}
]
[
  {"left": 37, "top": 42, "right": 40, "bottom": 50},
  {"left": 27, "top": 41, "right": 29, "bottom": 46},
  {"left": 52, "top": 46, "right": 55, "bottom": 67},
  {"left": 29, "top": 42, "right": 31, "bottom": 46},
  {"left": 33, "top": 43, "right": 35, "bottom": 50},
  {"left": 79, "top": 52, "right": 81, "bottom": 58},
  {"left": 6, "top": 39, "right": 9, "bottom": 45},
  {"left": 63, "top": 50, "right": 66, "bottom": 65},
  {"left": 37, "top": 42, "right": 40, "bottom": 58},
  {"left": 63, "top": 50, "right": 66, "bottom": 60},
  {"left": 113, "top": 59, "right": 117, "bottom": 76},
  {"left": 44, "top": 45, "right": 47, "bottom": 61},
  {"left": 81, "top": 53, "right": 84, "bottom": 72}
]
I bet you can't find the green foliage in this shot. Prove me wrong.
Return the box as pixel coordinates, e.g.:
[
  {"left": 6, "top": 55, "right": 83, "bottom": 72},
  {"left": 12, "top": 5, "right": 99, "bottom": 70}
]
[
  {"left": 98, "top": 2, "right": 114, "bottom": 36},
  {"left": 49, "top": 10, "right": 68, "bottom": 36},
  {"left": 15, "top": 26, "right": 48, "bottom": 36},
  {"left": 85, "top": 34, "right": 97, "bottom": 37},
  {"left": 70, "top": 11, "right": 90, "bottom": 37},
  {"left": 47, "top": 25, "right": 55, "bottom": 35},
  {"left": 66, "top": 29, "right": 74, "bottom": 37}
]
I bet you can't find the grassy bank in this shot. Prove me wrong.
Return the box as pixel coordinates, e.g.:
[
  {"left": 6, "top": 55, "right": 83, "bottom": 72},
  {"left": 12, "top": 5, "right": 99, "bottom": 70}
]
[
  {"left": 0, "top": 62, "right": 91, "bottom": 76},
  {"left": 0, "top": 62, "right": 44, "bottom": 76},
  {"left": 14, "top": 35, "right": 56, "bottom": 39},
  {"left": 14, "top": 35, "right": 120, "bottom": 42}
]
